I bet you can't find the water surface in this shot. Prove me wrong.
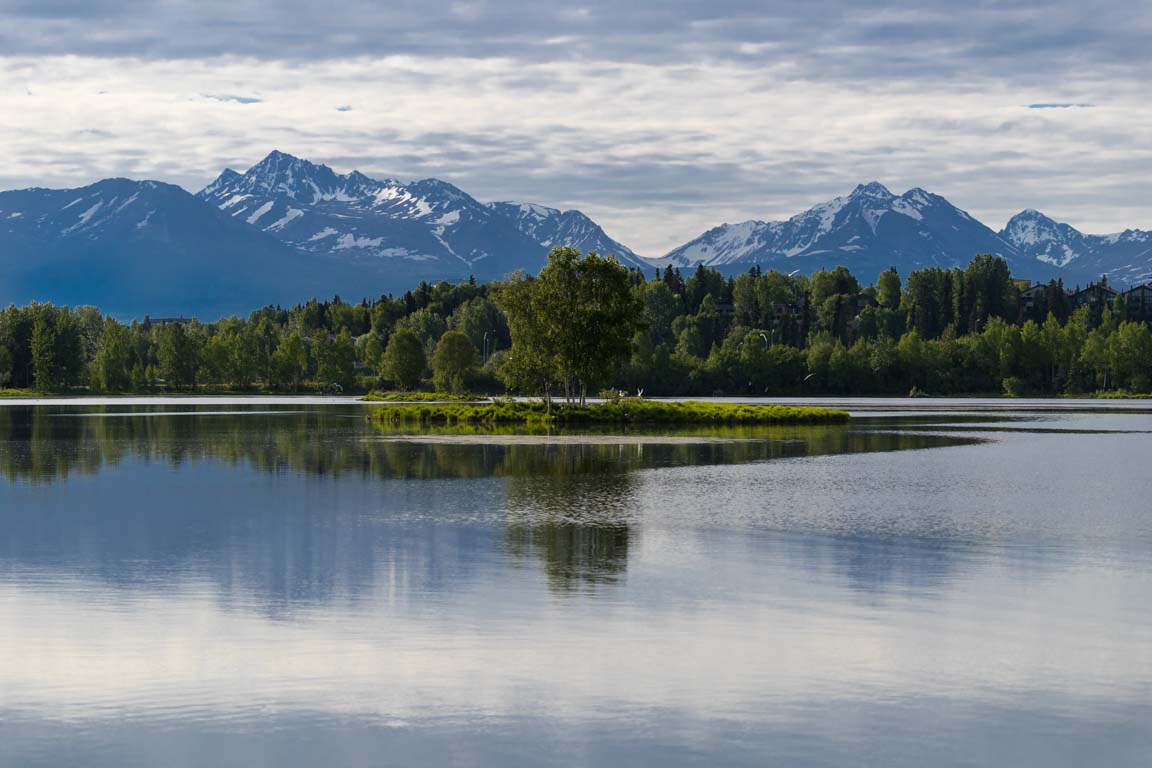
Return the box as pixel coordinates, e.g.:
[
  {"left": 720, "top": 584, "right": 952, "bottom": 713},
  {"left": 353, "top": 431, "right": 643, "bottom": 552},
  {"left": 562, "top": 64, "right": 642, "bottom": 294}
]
[{"left": 1, "top": 400, "right": 1150, "bottom": 766}]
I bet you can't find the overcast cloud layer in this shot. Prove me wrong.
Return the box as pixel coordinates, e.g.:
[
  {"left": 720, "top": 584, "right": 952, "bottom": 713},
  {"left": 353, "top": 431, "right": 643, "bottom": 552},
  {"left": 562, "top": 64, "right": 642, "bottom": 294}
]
[{"left": 1, "top": 0, "right": 1150, "bottom": 255}]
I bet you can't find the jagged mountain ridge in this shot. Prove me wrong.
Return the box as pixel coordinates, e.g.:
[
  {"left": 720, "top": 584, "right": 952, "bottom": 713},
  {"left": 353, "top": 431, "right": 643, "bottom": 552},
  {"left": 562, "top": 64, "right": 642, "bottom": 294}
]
[
  {"left": 484, "top": 201, "right": 647, "bottom": 269},
  {"left": 999, "top": 209, "right": 1152, "bottom": 286},
  {"left": 663, "top": 182, "right": 1152, "bottom": 286},
  {"left": 663, "top": 182, "right": 1032, "bottom": 279},
  {"left": 197, "top": 151, "right": 645, "bottom": 281},
  {"left": 3, "top": 158, "right": 1151, "bottom": 320},
  {"left": 197, "top": 150, "right": 543, "bottom": 283}
]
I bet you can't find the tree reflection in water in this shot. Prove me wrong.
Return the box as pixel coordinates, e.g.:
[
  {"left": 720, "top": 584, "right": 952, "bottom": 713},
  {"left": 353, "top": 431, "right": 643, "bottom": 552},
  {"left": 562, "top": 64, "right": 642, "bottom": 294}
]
[
  {"left": 0, "top": 404, "right": 980, "bottom": 597},
  {"left": 0, "top": 404, "right": 978, "bottom": 485}
]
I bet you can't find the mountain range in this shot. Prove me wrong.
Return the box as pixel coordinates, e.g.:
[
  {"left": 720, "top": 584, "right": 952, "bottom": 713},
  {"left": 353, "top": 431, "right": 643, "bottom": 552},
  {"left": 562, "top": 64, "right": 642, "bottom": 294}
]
[
  {"left": 664, "top": 182, "right": 1152, "bottom": 286},
  {"left": 1, "top": 151, "right": 1148, "bottom": 318},
  {"left": 196, "top": 150, "right": 649, "bottom": 281}
]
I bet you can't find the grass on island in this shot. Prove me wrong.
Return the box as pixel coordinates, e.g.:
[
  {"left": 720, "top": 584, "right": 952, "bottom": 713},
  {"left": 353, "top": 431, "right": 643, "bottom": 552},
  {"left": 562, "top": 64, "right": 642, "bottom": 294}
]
[
  {"left": 371, "top": 398, "right": 850, "bottom": 427},
  {"left": 362, "top": 391, "right": 489, "bottom": 402},
  {"left": 0, "top": 389, "right": 39, "bottom": 398},
  {"left": 1072, "top": 391, "right": 1152, "bottom": 400}
]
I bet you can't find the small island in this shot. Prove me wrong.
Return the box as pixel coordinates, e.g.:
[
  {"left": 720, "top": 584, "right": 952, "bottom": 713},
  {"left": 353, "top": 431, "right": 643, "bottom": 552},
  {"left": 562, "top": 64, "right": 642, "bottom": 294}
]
[{"left": 371, "top": 399, "right": 849, "bottom": 426}]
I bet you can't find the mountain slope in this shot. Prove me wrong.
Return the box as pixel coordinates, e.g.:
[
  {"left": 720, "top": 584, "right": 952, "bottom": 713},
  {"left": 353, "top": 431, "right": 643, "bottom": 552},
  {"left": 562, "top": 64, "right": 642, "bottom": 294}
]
[
  {"left": 1000, "top": 209, "right": 1152, "bottom": 286},
  {"left": 197, "top": 151, "right": 555, "bottom": 283},
  {"left": 0, "top": 178, "right": 349, "bottom": 318},
  {"left": 661, "top": 182, "right": 1031, "bottom": 280},
  {"left": 485, "top": 202, "right": 648, "bottom": 268}
]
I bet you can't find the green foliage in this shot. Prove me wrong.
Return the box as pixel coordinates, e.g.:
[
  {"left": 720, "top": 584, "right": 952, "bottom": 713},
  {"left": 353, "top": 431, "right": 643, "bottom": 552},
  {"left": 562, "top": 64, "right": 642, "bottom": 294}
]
[
  {"left": 1002, "top": 376, "right": 1025, "bottom": 397},
  {"left": 498, "top": 247, "right": 643, "bottom": 406},
  {"left": 396, "top": 307, "right": 448, "bottom": 359},
  {"left": 431, "top": 330, "right": 477, "bottom": 394},
  {"left": 0, "top": 345, "right": 11, "bottom": 386},
  {"left": 270, "top": 331, "right": 308, "bottom": 391},
  {"left": 315, "top": 329, "right": 357, "bottom": 388},
  {"left": 91, "top": 319, "right": 136, "bottom": 392},
  {"left": 157, "top": 322, "right": 201, "bottom": 389},
  {"left": 362, "top": 391, "right": 483, "bottom": 402},
  {"left": 877, "top": 267, "right": 902, "bottom": 309},
  {"left": 2, "top": 254, "right": 1152, "bottom": 399},
  {"left": 0, "top": 388, "right": 37, "bottom": 398},
  {"left": 449, "top": 296, "right": 507, "bottom": 356},
  {"left": 382, "top": 328, "right": 426, "bottom": 390},
  {"left": 372, "top": 399, "right": 850, "bottom": 426},
  {"left": 30, "top": 313, "right": 57, "bottom": 392}
]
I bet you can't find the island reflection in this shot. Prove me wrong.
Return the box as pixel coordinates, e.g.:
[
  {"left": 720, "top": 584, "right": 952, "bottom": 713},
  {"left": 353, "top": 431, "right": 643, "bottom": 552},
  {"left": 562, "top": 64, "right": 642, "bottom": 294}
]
[{"left": 0, "top": 404, "right": 975, "bottom": 484}]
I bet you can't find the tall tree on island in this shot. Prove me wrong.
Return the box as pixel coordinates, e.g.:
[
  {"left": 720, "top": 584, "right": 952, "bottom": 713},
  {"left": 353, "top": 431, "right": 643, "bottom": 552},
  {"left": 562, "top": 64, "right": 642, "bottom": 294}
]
[{"left": 498, "top": 247, "right": 643, "bottom": 406}]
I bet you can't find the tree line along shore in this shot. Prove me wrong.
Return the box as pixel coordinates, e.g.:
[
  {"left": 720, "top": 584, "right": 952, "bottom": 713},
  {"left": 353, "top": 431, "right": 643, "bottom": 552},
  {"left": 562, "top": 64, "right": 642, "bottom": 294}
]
[{"left": 2, "top": 247, "right": 1151, "bottom": 400}]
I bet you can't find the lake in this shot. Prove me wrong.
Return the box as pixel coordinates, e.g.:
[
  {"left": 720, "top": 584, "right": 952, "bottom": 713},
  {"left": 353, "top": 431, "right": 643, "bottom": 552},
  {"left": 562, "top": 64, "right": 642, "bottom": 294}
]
[{"left": 1, "top": 399, "right": 1150, "bottom": 767}]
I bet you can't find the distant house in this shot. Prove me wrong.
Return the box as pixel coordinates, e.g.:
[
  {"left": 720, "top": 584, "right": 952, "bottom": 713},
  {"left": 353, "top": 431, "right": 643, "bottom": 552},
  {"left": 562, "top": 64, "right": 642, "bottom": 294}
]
[
  {"left": 770, "top": 302, "right": 804, "bottom": 319},
  {"left": 1019, "top": 283, "right": 1048, "bottom": 314},
  {"left": 142, "top": 315, "right": 193, "bottom": 327},
  {"left": 1121, "top": 284, "right": 1152, "bottom": 321},
  {"left": 1011, "top": 278, "right": 1033, "bottom": 291},
  {"left": 1069, "top": 282, "right": 1117, "bottom": 309}
]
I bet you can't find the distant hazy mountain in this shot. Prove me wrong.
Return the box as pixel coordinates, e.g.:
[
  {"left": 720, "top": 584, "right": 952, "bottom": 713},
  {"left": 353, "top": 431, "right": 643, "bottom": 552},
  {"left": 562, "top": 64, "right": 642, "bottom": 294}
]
[
  {"left": 485, "top": 201, "right": 647, "bottom": 269},
  {"left": 999, "top": 209, "right": 1152, "bottom": 287},
  {"left": 0, "top": 178, "right": 343, "bottom": 318}
]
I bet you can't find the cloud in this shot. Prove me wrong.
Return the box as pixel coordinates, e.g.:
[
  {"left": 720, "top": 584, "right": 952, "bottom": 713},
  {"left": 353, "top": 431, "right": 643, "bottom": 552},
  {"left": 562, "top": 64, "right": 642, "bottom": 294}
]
[
  {"left": 0, "top": 2, "right": 1150, "bottom": 254},
  {"left": 202, "top": 93, "right": 263, "bottom": 104},
  {"left": 0, "top": 1, "right": 1148, "bottom": 82}
]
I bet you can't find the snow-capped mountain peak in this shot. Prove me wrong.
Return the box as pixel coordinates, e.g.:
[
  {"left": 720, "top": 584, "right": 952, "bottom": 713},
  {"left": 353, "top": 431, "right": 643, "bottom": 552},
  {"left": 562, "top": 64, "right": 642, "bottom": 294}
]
[
  {"left": 1000, "top": 209, "right": 1152, "bottom": 277},
  {"left": 196, "top": 151, "right": 619, "bottom": 280},
  {"left": 485, "top": 201, "right": 647, "bottom": 267},
  {"left": 1001, "top": 209, "right": 1074, "bottom": 246},
  {"left": 1000, "top": 209, "right": 1091, "bottom": 269},
  {"left": 850, "top": 181, "right": 896, "bottom": 201},
  {"left": 663, "top": 182, "right": 1023, "bottom": 277}
]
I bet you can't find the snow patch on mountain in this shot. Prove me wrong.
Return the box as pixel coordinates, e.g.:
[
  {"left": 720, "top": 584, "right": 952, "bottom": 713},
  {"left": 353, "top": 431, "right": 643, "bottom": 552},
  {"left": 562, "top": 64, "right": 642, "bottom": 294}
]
[
  {"left": 335, "top": 233, "right": 384, "bottom": 250},
  {"left": 197, "top": 151, "right": 556, "bottom": 280},
  {"left": 662, "top": 182, "right": 1027, "bottom": 278},
  {"left": 267, "top": 208, "right": 304, "bottom": 231},
  {"left": 485, "top": 200, "right": 648, "bottom": 268},
  {"left": 246, "top": 201, "right": 274, "bottom": 225},
  {"left": 1001, "top": 209, "right": 1152, "bottom": 279}
]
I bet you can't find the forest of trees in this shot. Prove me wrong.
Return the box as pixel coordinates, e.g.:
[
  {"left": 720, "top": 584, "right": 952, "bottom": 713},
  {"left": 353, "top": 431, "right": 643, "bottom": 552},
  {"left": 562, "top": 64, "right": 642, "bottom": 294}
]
[{"left": 2, "top": 248, "right": 1151, "bottom": 398}]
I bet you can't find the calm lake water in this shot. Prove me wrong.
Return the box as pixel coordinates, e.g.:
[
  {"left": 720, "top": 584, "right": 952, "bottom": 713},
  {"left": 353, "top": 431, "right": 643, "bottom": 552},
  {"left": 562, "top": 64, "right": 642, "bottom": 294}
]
[{"left": 1, "top": 398, "right": 1150, "bottom": 767}]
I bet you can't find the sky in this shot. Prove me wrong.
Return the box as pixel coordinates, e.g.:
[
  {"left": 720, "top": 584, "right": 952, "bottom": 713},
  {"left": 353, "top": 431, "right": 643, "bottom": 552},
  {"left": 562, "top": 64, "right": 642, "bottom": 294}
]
[{"left": 1, "top": 0, "right": 1150, "bottom": 256}]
